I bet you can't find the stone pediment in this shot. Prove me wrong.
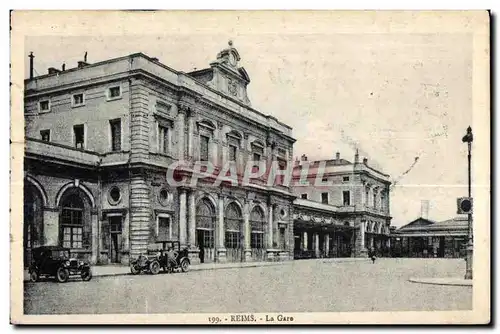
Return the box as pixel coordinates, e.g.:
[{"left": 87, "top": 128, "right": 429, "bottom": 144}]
[{"left": 189, "top": 40, "right": 251, "bottom": 106}]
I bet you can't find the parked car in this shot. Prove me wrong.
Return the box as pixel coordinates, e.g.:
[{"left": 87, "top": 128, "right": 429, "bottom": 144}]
[
  {"left": 158, "top": 240, "right": 191, "bottom": 274},
  {"left": 130, "top": 240, "right": 190, "bottom": 275},
  {"left": 28, "top": 246, "right": 92, "bottom": 283},
  {"left": 129, "top": 253, "right": 158, "bottom": 275}
]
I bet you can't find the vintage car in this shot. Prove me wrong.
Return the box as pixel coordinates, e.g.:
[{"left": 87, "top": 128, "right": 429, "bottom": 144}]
[
  {"left": 130, "top": 240, "right": 190, "bottom": 275},
  {"left": 28, "top": 246, "right": 92, "bottom": 283}
]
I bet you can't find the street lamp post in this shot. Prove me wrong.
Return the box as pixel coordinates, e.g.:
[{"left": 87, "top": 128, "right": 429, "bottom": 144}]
[{"left": 462, "top": 126, "right": 473, "bottom": 280}]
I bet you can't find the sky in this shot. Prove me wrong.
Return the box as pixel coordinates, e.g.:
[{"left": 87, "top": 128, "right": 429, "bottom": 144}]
[{"left": 24, "top": 24, "right": 475, "bottom": 227}]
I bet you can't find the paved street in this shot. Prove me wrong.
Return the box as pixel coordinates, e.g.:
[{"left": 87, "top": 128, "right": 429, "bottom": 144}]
[{"left": 24, "top": 258, "right": 471, "bottom": 314}]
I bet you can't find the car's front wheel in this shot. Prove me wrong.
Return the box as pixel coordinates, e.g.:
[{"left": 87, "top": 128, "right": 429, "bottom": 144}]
[
  {"left": 180, "top": 259, "right": 190, "bottom": 273},
  {"left": 29, "top": 270, "right": 39, "bottom": 282},
  {"left": 81, "top": 268, "right": 92, "bottom": 281},
  {"left": 130, "top": 264, "right": 140, "bottom": 275},
  {"left": 56, "top": 267, "right": 69, "bottom": 283},
  {"left": 149, "top": 260, "right": 160, "bottom": 275}
]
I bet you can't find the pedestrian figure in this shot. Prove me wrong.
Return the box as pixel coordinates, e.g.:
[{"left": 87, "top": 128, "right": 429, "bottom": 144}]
[
  {"left": 368, "top": 248, "right": 376, "bottom": 264},
  {"left": 166, "top": 246, "right": 177, "bottom": 271}
]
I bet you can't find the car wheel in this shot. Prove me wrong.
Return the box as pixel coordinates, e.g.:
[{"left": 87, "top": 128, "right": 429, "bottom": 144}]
[
  {"left": 81, "top": 269, "right": 92, "bottom": 281},
  {"left": 56, "top": 267, "right": 69, "bottom": 283},
  {"left": 149, "top": 261, "right": 160, "bottom": 275},
  {"left": 181, "top": 259, "right": 189, "bottom": 273},
  {"left": 130, "top": 264, "right": 140, "bottom": 275},
  {"left": 30, "top": 270, "right": 39, "bottom": 282}
]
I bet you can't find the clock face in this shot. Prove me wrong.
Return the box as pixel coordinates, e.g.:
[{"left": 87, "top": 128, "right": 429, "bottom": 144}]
[{"left": 229, "top": 53, "right": 237, "bottom": 66}]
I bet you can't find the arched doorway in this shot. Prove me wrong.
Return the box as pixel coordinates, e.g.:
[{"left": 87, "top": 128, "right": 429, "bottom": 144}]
[
  {"left": 196, "top": 198, "right": 215, "bottom": 263},
  {"left": 24, "top": 183, "right": 44, "bottom": 267},
  {"left": 58, "top": 188, "right": 92, "bottom": 260},
  {"left": 332, "top": 229, "right": 352, "bottom": 257},
  {"left": 250, "top": 206, "right": 266, "bottom": 261},
  {"left": 225, "top": 202, "right": 243, "bottom": 262}
]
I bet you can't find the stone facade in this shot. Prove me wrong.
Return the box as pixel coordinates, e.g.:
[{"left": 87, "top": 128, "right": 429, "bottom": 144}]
[
  {"left": 291, "top": 151, "right": 392, "bottom": 258},
  {"left": 23, "top": 43, "right": 295, "bottom": 266}
]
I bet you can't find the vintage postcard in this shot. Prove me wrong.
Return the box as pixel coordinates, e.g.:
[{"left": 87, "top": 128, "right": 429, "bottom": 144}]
[{"left": 10, "top": 10, "right": 490, "bottom": 324}]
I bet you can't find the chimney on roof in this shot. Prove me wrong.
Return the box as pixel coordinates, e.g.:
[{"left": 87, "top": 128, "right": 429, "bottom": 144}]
[
  {"left": 62, "top": 63, "right": 66, "bottom": 71},
  {"left": 78, "top": 52, "right": 89, "bottom": 68},
  {"left": 420, "top": 200, "right": 430, "bottom": 219},
  {"left": 363, "top": 157, "right": 368, "bottom": 165},
  {"left": 28, "top": 52, "right": 34, "bottom": 79},
  {"left": 336, "top": 152, "right": 340, "bottom": 160},
  {"left": 48, "top": 67, "right": 60, "bottom": 75},
  {"left": 354, "top": 148, "right": 359, "bottom": 164},
  {"left": 151, "top": 57, "right": 159, "bottom": 62},
  {"left": 77, "top": 61, "right": 89, "bottom": 68}
]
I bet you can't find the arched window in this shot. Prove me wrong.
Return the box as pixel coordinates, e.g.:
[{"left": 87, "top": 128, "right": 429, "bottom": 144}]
[
  {"left": 250, "top": 206, "right": 266, "bottom": 250},
  {"left": 196, "top": 198, "right": 216, "bottom": 263},
  {"left": 225, "top": 202, "right": 243, "bottom": 250},
  {"left": 60, "top": 194, "right": 84, "bottom": 248},
  {"left": 197, "top": 199, "right": 215, "bottom": 230}
]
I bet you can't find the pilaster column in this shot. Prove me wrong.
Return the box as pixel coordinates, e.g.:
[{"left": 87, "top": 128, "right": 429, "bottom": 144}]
[
  {"left": 188, "top": 190, "right": 196, "bottom": 247},
  {"left": 243, "top": 201, "right": 251, "bottom": 261},
  {"left": 267, "top": 204, "right": 274, "bottom": 248},
  {"left": 325, "top": 233, "right": 330, "bottom": 257},
  {"left": 43, "top": 208, "right": 59, "bottom": 246},
  {"left": 178, "top": 188, "right": 187, "bottom": 247},
  {"left": 91, "top": 212, "right": 98, "bottom": 265},
  {"left": 360, "top": 221, "right": 366, "bottom": 249},
  {"left": 177, "top": 106, "right": 187, "bottom": 160},
  {"left": 217, "top": 194, "right": 227, "bottom": 262},
  {"left": 314, "top": 233, "right": 320, "bottom": 258},
  {"left": 187, "top": 110, "right": 196, "bottom": 160}
]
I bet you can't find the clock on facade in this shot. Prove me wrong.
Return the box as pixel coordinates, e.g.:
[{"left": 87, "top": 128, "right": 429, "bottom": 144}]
[{"left": 228, "top": 52, "right": 237, "bottom": 67}]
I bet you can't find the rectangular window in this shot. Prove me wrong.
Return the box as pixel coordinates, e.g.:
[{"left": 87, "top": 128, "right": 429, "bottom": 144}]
[
  {"left": 72, "top": 93, "right": 84, "bottom": 106},
  {"left": 343, "top": 176, "right": 350, "bottom": 182},
  {"left": 110, "top": 119, "right": 121, "bottom": 151},
  {"left": 200, "top": 135, "right": 209, "bottom": 161},
  {"left": 157, "top": 217, "right": 170, "bottom": 240},
  {"left": 39, "top": 100, "right": 50, "bottom": 112},
  {"left": 301, "top": 193, "right": 308, "bottom": 199},
  {"left": 109, "top": 217, "right": 122, "bottom": 233},
  {"left": 158, "top": 125, "right": 169, "bottom": 154},
  {"left": 343, "top": 191, "right": 351, "bottom": 206},
  {"left": 225, "top": 231, "right": 241, "bottom": 249},
  {"left": 73, "top": 124, "right": 85, "bottom": 149},
  {"left": 321, "top": 192, "right": 329, "bottom": 204},
  {"left": 251, "top": 232, "right": 264, "bottom": 249},
  {"left": 40, "top": 129, "right": 50, "bottom": 142},
  {"left": 229, "top": 145, "right": 237, "bottom": 162},
  {"left": 108, "top": 86, "right": 121, "bottom": 99},
  {"left": 253, "top": 153, "right": 261, "bottom": 162}
]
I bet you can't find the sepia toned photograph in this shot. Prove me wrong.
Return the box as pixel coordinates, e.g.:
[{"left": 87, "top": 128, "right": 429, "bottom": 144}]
[{"left": 10, "top": 10, "right": 490, "bottom": 324}]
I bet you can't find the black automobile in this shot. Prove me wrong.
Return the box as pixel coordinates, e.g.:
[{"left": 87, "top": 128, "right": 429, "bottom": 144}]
[
  {"left": 28, "top": 246, "right": 92, "bottom": 283},
  {"left": 130, "top": 241, "right": 190, "bottom": 275}
]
